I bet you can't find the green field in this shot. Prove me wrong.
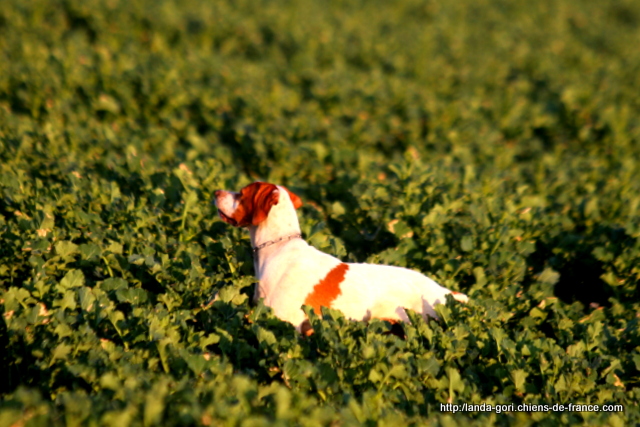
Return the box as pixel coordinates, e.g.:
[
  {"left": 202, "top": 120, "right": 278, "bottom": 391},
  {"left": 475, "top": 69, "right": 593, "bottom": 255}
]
[{"left": 1, "top": 0, "right": 639, "bottom": 425}]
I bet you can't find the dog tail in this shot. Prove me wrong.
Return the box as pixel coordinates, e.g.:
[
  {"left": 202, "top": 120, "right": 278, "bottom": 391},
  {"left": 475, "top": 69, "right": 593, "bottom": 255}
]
[{"left": 449, "top": 291, "right": 469, "bottom": 303}]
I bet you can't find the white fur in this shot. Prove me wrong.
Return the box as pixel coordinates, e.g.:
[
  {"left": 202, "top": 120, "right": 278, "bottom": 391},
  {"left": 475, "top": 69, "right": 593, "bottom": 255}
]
[{"left": 215, "top": 185, "right": 468, "bottom": 332}]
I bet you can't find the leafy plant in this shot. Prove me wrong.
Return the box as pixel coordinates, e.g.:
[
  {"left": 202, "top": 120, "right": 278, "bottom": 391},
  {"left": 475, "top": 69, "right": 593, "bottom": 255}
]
[{"left": 1, "top": 0, "right": 639, "bottom": 425}]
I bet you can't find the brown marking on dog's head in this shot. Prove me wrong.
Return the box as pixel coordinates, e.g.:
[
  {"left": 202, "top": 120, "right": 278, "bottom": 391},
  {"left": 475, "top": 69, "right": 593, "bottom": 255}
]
[{"left": 216, "top": 182, "right": 302, "bottom": 227}]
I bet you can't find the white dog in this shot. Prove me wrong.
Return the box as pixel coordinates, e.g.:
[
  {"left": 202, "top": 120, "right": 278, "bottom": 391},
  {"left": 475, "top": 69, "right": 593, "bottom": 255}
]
[{"left": 214, "top": 181, "right": 468, "bottom": 334}]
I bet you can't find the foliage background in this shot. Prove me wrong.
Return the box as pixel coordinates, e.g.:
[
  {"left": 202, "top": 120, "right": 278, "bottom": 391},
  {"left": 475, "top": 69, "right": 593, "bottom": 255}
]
[{"left": 1, "top": 0, "right": 639, "bottom": 425}]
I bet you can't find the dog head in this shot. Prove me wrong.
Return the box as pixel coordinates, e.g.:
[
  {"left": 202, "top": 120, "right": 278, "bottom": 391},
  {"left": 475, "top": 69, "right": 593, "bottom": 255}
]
[{"left": 214, "top": 182, "right": 302, "bottom": 227}]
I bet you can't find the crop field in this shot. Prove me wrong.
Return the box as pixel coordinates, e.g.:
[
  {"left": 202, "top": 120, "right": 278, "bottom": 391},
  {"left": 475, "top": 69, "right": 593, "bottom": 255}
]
[{"left": 1, "top": 0, "right": 640, "bottom": 425}]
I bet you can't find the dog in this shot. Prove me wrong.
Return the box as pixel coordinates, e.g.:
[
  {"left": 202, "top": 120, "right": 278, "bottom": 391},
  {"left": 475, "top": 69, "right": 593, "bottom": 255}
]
[{"left": 214, "top": 181, "right": 468, "bottom": 334}]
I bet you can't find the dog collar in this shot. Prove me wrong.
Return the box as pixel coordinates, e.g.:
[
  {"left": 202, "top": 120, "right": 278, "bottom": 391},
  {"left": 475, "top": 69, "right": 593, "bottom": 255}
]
[{"left": 253, "top": 233, "right": 302, "bottom": 253}]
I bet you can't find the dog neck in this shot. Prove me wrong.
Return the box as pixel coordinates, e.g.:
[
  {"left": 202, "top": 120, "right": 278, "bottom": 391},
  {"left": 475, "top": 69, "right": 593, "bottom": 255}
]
[
  {"left": 248, "top": 193, "right": 302, "bottom": 279},
  {"left": 252, "top": 233, "right": 302, "bottom": 253}
]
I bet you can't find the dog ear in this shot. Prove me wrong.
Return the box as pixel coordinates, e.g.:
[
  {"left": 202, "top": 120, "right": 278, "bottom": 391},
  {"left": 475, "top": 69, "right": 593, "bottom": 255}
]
[
  {"left": 283, "top": 186, "right": 303, "bottom": 209},
  {"left": 250, "top": 184, "right": 280, "bottom": 226}
]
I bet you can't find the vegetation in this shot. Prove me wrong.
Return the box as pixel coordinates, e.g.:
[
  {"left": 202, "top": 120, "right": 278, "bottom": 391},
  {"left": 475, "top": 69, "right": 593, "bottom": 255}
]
[{"left": 1, "top": 0, "right": 639, "bottom": 425}]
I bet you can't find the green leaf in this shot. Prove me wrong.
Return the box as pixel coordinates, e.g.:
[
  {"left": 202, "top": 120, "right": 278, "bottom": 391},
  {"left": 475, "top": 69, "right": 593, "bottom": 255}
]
[
  {"left": 54, "top": 290, "right": 77, "bottom": 311},
  {"left": 554, "top": 375, "right": 568, "bottom": 394},
  {"left": 107, "top": 242, "right": 124, "bottom": 255},
  {"left": 331, "top": 202, "right": 346, "bottom": 216},
  {"left": 460, "top": 236, "right": 473, "bottom": 252},
  {"left": 78, "top": 287, "right": 96, "bottom": 312},
  {"left": 116, "top": 288, "right": 148, "bottom": 305},
  {"left": 446, "top": 367, "right": 465, "bottom": 398},
  {"left": 388, "top": 364, "right": 407, "bottom": 380},
  {"left": 511, "top": 369, "right": 528, "bottom": 391},
  {"left": 473, "top": 267, "right": 486, "bottom": 287},
  {"left": 100, "top": 278, "right": 128, "bottom": 291},
  {"left": 79, "top": 243, "right": 102, "bottom": 259},
  {"left": 54, "top": 323, "right": 73, "bottom": 339},
  {"left": 143, "top": 379, "right": 169, "bottom": 426},
  {"left": 60, "top": 269, "right": 85, "bottom": 289},
  {"left": 434, "top": 303, "right": 451, "bottom": 325},
  {"left": 3, "top": 287, "right": 32, "bottom": 311},
  {"left": 388, "top": 219, "right": 413, "bottom": 239},
  {"left": 421, "top": 357, "right": 441, "bottom": 378},
  {"left": 490, "top": 327, "right": 508, "bottom": 351},
  {"left": 179, "top": 349, "right": 208, "bottom": 376},
  {"left": 529, "top": 307, "right": 547, "bottom": 319},
  {"left": 100, "top": 373, "right": 121, "bottom": 391},
  {"left": 538, "top": 268, "right": 560, "bottom": 285},
  {"left": 128, "top": 254, "right": 146, "bottom": 265},
  {"left": 255, "top": 326, "right": 277, "bottom": 348},
  {"left": 55, "top": 241, "right": 79, "bottom": 257},
  {"left": 51, "top": 343, "right": 72, "bottom": 363},
  {"left": 368, "top": 369, "right": 382, "bottom": 383}
]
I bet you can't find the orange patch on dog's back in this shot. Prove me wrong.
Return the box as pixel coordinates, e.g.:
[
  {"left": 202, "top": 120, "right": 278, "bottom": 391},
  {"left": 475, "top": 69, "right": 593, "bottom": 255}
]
[{"left": 304, "top": 263, "right": 349, "bottom": 315}]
